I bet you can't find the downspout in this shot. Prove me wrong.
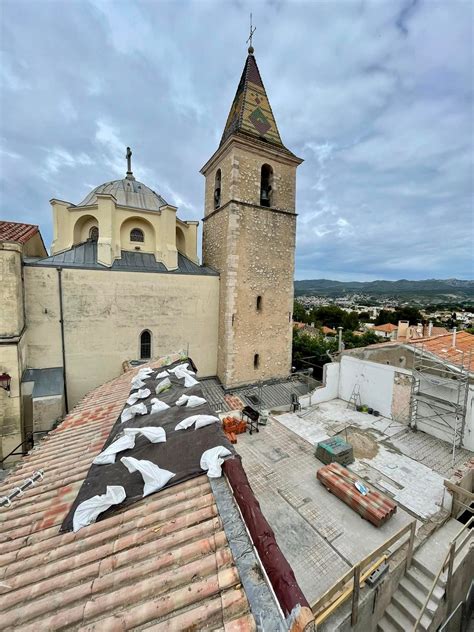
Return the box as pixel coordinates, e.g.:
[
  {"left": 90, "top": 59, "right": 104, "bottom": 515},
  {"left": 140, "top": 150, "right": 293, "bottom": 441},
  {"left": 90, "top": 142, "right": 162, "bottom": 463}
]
[{"left": 57, "top": 268, "right": 69, "bottom": 413}]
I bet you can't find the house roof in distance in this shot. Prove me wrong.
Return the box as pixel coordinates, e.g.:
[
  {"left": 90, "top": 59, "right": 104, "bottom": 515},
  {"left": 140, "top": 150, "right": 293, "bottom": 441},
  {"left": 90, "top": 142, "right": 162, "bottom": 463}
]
[
  {"left": 0, "top": 359, "right": 256, "bottom": 631},
  {"left": 410, "top": 331, "right": 474, "bottom": 372},
  {"left": 373, "top": 323, "right": 398, "bottom": 333},
  {"left": 0, "top": 221, "right": 40, "bottom": 244}
]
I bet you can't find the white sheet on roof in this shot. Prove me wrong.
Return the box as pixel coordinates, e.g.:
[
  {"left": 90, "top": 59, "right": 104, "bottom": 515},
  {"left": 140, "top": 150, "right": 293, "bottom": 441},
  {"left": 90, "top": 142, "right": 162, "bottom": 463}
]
[
  {"left": 73, "top": 485, "right": 126, "bottom": 532},
  {"left": 175, "top": 414, "right": 219, "bottom": 431},
  {"left": 121, "top": 457, "right": 175, "bottom": 497},
  {"left": 175, "top": 394, "right": 206, "bottom": 408},
  {"left": 92, "top": 434, "right": 136, "bottom": 465},
  {"left": 150, "top": 398, "right": 170, "bottom": 414},
  {"left": 200, "top": 446, "right": 232, "bottom": 478},
  {"left": 121, "top": 402, "right": 148, "bottom": 423},
  {"left": 127, "top": 388, "right": 151, "bottom": 405},
  {"left": 123, "top": 426, "right": 166, "bottom": 443}
]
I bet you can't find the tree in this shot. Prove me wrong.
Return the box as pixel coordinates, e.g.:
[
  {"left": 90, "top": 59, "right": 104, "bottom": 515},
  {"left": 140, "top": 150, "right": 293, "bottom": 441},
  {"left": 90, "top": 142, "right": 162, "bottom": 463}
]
[
  {"left": 292, "top": 329, "right": 337, "bottom": 378},
  {"left": 293, "top": 300, "right": 308, "bottom": 323},
  {"left": 342, "top": 311, "right": 359, "bottom": 332},
  {"left": 343, "top": 330, "right": 379, "bottom": 349},
  {"left": 375, "top": 306, "right": 422, "bottom": 326}
]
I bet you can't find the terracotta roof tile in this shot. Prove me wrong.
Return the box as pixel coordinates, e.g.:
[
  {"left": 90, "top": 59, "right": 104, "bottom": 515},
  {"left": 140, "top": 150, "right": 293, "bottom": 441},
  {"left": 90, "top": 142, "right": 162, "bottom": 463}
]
[
  {"left": 373, "top": 323, "right": 398, "bottom": 332},
  {"left": 410, "top": 330, "right": 474, "bottom": 372},
  {"left": 0, "top": 362, "right": 255, "bottom": 631},
  {"left": 0, "top": 221, "right": 39, "bottom": 244}
]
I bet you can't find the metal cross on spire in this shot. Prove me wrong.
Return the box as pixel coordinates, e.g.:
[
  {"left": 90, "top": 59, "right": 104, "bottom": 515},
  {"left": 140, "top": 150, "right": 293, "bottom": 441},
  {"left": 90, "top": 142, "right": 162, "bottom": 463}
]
[
  {"left": 126, "top": 146, "right": 133, "bottom": 177},
  {"left": 247, "top": 13, "right": 256, "bottom": 54}
]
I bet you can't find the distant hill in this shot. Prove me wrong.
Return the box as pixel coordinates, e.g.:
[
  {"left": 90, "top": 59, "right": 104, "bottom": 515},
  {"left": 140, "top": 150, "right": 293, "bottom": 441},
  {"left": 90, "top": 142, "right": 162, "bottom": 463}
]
[{"left": 294, "top": 278, "right": 474, "bottom": 302}]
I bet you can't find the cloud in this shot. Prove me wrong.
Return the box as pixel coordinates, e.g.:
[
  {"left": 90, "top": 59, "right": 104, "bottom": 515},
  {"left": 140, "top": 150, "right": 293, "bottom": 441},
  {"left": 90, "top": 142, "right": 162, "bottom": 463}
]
[{"left": 0, "top": 0, "right": 472, "bottom": 281}]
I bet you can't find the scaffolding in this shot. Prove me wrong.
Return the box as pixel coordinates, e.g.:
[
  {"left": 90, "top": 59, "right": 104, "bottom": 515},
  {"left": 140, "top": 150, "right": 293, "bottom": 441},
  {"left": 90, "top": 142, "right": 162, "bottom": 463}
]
[{"left": 409, "top": 345, "right": 471, "bottom": 459}]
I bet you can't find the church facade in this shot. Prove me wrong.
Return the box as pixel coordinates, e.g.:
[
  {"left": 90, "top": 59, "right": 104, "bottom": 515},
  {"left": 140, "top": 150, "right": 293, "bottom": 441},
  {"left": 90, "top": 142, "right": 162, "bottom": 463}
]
[{"left": 0, "top": 49, "right": 301, "bottom": 463}]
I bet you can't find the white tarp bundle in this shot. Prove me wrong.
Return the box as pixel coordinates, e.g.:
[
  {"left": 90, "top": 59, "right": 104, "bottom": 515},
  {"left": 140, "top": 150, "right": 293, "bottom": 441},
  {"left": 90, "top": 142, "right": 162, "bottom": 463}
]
[
  {"left": 182, "top": 373, "right": 198, "bottom": 387},
  {"left": 121, "top": 457, "right": 175, "bottom": 496},
  {"left": 130, "top": 376, "right": 146, "bottom": 390},
  {"left": 155, "top": 378, "right": 172, "bottom": 395},
  {"left": 92, "top": 435, "right": 136, "bottom": 465},
  {"left": 150, "top": 398, "right": 170, "bottom": 414},
  {"left": 200, "top": 446, "right": 232, "bottom": 478},
  {"left": 73, "top": 485, "right": 126, "bottom": 532},
  {"left": 169, "top": 363, "right": 195, "bottom": 376},
  {"left": 156, "top": 370, "right": 169, "bottom": 378},
  {"left": 121, "top": 402, "right": 148, "bottom": 423},
  {"left": 126, "top": 388, "right": 151, "bottom": 406},
  {"left": 175, "top": 394, "right": 206, "bottom": 408},
  {"left": 130, "top": 366, "right": 154, "bottom": 390},
  {"left": 175, "top": 414, "right": 219, "bottom": 431},
  {"left": 123, "top": 426, "right": 166, "bottom": 444}
]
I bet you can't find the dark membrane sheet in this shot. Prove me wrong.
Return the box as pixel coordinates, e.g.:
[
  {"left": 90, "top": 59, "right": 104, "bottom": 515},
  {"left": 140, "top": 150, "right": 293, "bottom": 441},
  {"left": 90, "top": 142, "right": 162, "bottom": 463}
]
[{"left": 61, "top": 358, "right": 234, "bottom": 532}]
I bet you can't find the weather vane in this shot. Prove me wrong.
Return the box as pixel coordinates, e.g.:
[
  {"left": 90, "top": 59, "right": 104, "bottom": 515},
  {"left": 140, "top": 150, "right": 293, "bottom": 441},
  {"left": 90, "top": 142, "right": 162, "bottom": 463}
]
[{"left": 247, "top": 13, "right": 256, "bottom": 54}]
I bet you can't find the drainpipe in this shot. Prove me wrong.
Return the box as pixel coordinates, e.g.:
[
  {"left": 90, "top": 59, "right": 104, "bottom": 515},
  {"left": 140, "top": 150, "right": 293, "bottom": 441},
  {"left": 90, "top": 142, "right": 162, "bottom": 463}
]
[
  {"left": 338, "top": 327, "right": 343, "bottom": 352},
  {"left": 452, "top": 327, "right": 457, "bottom": 349},
  {"left": 57, "top": 268, "right": 69, "bottom": 413}
]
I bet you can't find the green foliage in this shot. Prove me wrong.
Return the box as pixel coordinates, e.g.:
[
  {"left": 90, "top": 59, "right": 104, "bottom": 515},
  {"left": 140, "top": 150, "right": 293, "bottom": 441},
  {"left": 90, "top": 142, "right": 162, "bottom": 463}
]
[
  {"left": 375, "top": 306, "right": 422, "bottom": 326},
  {"left": 293, "top": 300, "right": 309, "bottom": 323},
  {"left": 292, "top": 329, "right": 337, "bottom": 371},
  {"left": 465, "top": 327, "right": 474, "bottom": 335},
  {"left": 342, "top": 330, "right": 379, "bottom": 349},
  {"left": 306, "top": 305, "right": 359, "bottom": 332}
]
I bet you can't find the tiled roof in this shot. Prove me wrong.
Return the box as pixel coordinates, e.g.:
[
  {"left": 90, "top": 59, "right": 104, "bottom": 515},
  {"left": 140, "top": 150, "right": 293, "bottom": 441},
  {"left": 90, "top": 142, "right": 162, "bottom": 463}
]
[
  {"left": 410, "top": 331, "right": 474, "bottom": 372},
  {"left": 220, "top": 53, "right": 290, "bottom": 152},
  {"left": 373, "top": 323, "right": 398, "bottom": 332},
  {"left": 25, "top": 241, "right": 218, "bottom": 276},
  {"left": 0, "top": 221, "right": 39, "bottom": 244},
  {"left": 0, "top": 363, "right": 255, "bottom": 631},
  {"left": 322, "top": 326, "right": 337, "bottom": 335}
]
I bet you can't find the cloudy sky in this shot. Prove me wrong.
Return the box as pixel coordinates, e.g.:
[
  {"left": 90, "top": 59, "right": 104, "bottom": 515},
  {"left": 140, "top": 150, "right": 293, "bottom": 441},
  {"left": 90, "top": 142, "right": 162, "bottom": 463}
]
[{"left": 1, "top": 0, "right": 472, "bottom": 280}]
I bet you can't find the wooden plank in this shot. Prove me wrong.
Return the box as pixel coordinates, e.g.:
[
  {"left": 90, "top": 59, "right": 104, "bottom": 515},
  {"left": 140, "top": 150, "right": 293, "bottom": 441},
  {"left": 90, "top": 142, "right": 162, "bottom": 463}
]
[
  {"left": 444, "top": 480, "right": 474, "bottom": 502},
  {"left": 314, "top": 556, "right": 387, "bottom": 625},
  {"left": 351, "top": 565, "right": 361, "bottom": 626},
  {"left": 311, "top": 521, "right": 414, "bottom": 613}
]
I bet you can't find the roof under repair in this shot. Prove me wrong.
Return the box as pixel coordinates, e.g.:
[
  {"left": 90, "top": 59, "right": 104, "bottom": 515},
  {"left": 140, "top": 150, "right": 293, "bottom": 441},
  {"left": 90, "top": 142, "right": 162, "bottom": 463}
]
[{"left": 0, "top": 355, "right": 314, "bottom": 631}]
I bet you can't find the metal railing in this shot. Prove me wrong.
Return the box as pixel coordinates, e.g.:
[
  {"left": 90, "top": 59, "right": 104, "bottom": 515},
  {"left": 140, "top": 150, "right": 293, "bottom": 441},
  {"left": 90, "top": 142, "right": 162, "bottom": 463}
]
[
  {"left": 0, "top": 433, "right": 33, "bottom": 469},
  {"left": 311, "top": 520, "right": 416, "bottom": 626},
  {"left": 414, "top": 515, "right": 473, "bottom": 631}
]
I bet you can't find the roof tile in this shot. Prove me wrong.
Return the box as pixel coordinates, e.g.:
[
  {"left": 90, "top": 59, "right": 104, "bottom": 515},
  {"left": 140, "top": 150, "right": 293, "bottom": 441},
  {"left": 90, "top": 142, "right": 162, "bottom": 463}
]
[
  {"left": 0, "top": 359, "right": 254, "bottom": 630},
  {"left": 0, "top": 221, "right": 39, "bottom": 244}
]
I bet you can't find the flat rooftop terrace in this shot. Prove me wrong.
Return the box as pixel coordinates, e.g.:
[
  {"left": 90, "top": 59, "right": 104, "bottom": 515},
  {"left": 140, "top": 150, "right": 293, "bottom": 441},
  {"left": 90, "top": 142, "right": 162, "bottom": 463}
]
[{"left": 233, "top": 400, "right": 473, "bottom": 606}]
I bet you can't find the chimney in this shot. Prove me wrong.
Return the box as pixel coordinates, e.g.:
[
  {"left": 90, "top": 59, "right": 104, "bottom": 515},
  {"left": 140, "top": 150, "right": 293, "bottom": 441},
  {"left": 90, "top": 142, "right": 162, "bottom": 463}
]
[
  {"left": 397, "top": 320, "right": 409, "bottom": 340},
  {"left": 452, "top": 327, "right": 457, "bottom": 348},
  {"left": 428, "top": 321, "right": 433, "bottom": 337},
  {"left": 338, "top": 326, "right": 343, "bottom": 352},
  {"left": 416, "top": 322, "right": 423, "bottom": 336}
]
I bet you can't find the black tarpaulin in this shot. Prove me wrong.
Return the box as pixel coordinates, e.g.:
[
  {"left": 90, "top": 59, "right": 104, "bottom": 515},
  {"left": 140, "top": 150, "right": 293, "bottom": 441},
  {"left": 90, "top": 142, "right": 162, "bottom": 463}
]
[{"left": 60, "top": 358, "right": 233, "bottom": 532}]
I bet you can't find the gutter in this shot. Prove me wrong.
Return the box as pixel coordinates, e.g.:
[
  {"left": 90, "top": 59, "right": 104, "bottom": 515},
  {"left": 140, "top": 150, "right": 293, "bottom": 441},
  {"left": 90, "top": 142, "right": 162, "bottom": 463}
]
[{"left": 57, "top": 268, "right": 69, "bottom": 413}]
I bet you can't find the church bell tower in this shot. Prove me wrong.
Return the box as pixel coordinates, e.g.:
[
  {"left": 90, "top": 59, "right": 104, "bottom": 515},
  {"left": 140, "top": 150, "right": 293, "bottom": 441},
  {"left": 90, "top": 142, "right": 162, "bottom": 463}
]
[{"left": 201, "top": 45, "right": 303, "bottom": 388}]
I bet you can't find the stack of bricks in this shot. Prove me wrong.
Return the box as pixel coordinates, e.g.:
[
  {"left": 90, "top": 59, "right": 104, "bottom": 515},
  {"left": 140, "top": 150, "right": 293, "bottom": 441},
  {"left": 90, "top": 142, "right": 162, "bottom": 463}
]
[
  {"left": 224, "top": 394, "right": 246, "bottom": 411},
  {"left": 222, "top": 415, "right": 247, "bottom": 444}
]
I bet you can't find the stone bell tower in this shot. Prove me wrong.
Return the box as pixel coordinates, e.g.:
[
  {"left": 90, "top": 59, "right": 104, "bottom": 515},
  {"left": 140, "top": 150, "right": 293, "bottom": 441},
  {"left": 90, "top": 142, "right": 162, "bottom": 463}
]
[{"left": 201, "top": 46, "right": 303, "bottom": 388}]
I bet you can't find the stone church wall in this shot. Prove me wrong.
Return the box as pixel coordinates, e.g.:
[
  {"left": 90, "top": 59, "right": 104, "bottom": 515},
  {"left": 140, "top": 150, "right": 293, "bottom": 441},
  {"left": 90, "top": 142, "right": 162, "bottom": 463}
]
[{"left": 24, "top": 266, "right": 219, "bottom": 408}]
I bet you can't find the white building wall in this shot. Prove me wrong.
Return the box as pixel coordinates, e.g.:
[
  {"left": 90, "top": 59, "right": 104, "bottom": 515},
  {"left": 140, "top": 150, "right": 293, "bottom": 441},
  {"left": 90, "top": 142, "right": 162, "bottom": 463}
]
[
  {"left": 338, "top": 356, "right": 411, "bottom": 418},
  {"left": 300, "top": 362, "right": 340, "bottom": 408}
]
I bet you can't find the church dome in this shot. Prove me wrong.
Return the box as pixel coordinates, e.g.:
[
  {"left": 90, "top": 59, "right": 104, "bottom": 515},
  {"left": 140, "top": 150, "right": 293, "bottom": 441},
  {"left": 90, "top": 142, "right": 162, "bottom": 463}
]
[{"left": 78, "top": 176, "right": 168, "bottom": 211}]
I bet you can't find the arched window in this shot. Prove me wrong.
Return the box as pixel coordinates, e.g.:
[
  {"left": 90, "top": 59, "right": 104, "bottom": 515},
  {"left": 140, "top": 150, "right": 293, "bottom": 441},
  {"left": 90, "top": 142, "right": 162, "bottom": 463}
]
[
  {"left": 254, "top": 353, "right": 260, "bottom": 369},
  {"left": 140, "top": 330, "right": 152, "bottom": 359},
  {"left": 214, "top": 169, "right": 221, "bottom": 209},
  {"left": 89, "top": 226, "right": 99, "bottom": 241},
  {"left": 130, "top": 228, "right": 144, "bottom": 242},
  {"left": 260, "top": 164, "right": 273, "bottom": 207},
  {"left": 256, "top": 296, "right": 262, "bottom": 311}
]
